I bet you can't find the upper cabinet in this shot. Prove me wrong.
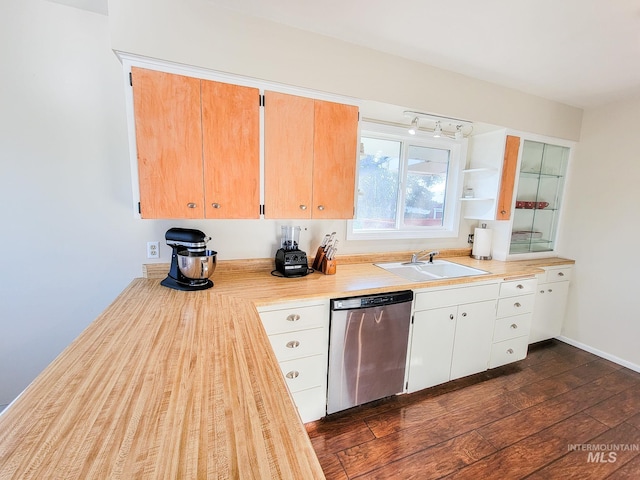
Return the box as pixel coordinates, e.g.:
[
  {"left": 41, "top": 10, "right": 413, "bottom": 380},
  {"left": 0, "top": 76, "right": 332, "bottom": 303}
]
[
  {"left": 264, "top": 91, "right": 359, "bottom": 219},
  {"left": 131, "top": 67, "right": 260, "bottom": 219},
  {"left": 465, "top": 128, "right": 573, "bottom": 259}
]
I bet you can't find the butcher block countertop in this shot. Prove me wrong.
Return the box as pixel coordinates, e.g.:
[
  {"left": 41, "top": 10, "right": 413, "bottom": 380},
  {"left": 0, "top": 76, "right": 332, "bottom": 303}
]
[{"left": 0, "top": 251, "right": 573, "bottom": 479}]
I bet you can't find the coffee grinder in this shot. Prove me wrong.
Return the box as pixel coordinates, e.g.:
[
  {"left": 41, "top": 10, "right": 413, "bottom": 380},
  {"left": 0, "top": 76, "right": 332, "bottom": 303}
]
[
  {"left": 274, "top": 226, "right": 309, "bottom": 277},
  {"left": 161, "top": 227, "right": 217, "bottom": 291}
]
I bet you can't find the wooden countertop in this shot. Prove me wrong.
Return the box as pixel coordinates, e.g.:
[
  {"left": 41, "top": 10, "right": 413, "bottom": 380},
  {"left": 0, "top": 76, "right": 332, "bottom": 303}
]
[{"left": 0, "top": 252, "right": 574, "bottom": 479}]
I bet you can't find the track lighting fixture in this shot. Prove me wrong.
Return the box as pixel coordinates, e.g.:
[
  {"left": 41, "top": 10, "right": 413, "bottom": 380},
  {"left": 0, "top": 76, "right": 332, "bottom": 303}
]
[{"left": 402, "top": 110, "right": 473, "bottom": 139}]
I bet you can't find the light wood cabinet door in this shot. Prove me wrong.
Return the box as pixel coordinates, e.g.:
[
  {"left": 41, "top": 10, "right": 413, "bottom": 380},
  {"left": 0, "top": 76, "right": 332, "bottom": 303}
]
[
  {"left": 496, "top": 135, "right": 520, "bottom": 220},
  {"left": 132, "top": 67, "right": 204, "bottom": 218},
  {"left": 264, "top": 91, "right": 314, "bottom": 219},
  {"left": 312, "top": 99, "right": 359, "bottom": 219},
  {"left": 202, "top": 81, "right": 260, "bottom": 219}
]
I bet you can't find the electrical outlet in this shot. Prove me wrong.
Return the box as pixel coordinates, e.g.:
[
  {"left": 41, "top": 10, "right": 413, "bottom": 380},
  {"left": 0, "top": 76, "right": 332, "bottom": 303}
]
[{"left": 147, "top": 241, "right": 160, "bottom": 259}]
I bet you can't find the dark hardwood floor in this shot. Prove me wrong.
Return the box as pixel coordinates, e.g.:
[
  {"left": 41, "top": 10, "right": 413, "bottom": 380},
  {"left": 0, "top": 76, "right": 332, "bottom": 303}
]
[{"left": 306, "top": 340, "right": 640, "bottom": 479}]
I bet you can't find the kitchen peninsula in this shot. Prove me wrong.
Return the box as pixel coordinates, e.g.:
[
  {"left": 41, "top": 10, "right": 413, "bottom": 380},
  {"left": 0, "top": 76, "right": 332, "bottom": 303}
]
[{"left": 0, "top": 252, "right": 573, "bottom": 479}]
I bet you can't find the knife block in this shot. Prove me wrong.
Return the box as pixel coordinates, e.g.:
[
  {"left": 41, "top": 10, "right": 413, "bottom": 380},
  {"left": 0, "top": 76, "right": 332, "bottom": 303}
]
[
  {"left": 312, "top": 246, "right": 336, "bottom": 274},
  {"left": 320, "top": 256, "right": 336, "bottom": 275}
]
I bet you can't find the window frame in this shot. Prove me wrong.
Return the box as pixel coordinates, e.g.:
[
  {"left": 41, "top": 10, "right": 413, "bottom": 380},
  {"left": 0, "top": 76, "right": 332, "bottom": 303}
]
[{"left": 347, "top": 121, "right": 467, "bottom": 241}]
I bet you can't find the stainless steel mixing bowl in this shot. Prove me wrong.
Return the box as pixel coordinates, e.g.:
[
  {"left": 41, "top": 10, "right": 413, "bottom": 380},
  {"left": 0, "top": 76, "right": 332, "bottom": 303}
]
[{"left": 177, "top": 250, "right": 217, "bottom": 280}]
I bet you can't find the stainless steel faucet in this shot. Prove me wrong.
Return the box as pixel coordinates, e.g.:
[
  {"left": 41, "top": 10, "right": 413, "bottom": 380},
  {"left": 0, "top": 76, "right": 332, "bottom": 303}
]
[{"left": 406, "top": 249, "right": 439, "bottom": 265}]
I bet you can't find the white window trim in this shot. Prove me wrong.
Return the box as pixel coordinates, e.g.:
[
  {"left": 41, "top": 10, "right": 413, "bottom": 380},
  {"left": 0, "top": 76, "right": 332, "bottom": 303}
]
[{"left": 347, "top": 121, "right": 467, "bottom": 241}]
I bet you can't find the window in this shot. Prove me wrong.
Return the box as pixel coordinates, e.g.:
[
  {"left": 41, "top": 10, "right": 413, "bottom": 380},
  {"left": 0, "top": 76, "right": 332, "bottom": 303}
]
[{"left": 348, "top": 122, "right": 466, "bottom": 240}]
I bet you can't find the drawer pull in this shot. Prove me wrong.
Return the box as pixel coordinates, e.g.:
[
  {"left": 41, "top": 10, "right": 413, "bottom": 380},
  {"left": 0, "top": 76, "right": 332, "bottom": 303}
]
[
  {"left": 548, "top": 289, "right": 553, "bottom": 293},
  {"left": 211, "top": 202, "right": 221, "bottom": 209},
  {"left": 461, "top": 312, "right": 467, "bottom": 317},
  {"left": 516, "top": 284, "right": 524, "bottom": 289},
  {"left": 286, "top": 340, "right": 300, "bottom": 349},
  {"left": 540, "top": 290, "right": 545, "bottom": 294},
  {"left": 449, "top": 314, "right": 454, "bottom": 320},
  {"left": 510, "top": 323, "right": 518, "bottom": 329},
  {"left": 299, "top": 204, "right": 307, "bottom": 210},
  {"left": 507, "top": 348, "right": 514, "bottom": 355},
  {"left": 557, "top": 272, "right": 565, "bottom": 277},
  {"left": 514, "top": 302, "right": 521, "bottom": 308},
  {"left": 286, "top": 314, "right": 301, "bottom": 322},
  {"left": 285, "top": 371, "right": 299, "bottom": 379},
  {"left": 317, "top": 205, "right": 325, "bottom": 211},
  {"left": 187, "top": 202, "right": 197, "bottom": 208}
]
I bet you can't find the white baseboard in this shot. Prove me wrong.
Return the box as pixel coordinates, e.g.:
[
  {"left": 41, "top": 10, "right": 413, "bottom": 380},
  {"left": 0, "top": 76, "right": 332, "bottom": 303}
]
[{"left": 557, "top": 335, "right": 640, "bottom": 373}]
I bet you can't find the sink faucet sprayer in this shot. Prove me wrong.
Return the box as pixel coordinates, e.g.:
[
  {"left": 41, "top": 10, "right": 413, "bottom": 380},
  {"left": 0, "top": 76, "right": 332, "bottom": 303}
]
[{"left": 405, "top": 249, "right": 439, "bottom": 265}]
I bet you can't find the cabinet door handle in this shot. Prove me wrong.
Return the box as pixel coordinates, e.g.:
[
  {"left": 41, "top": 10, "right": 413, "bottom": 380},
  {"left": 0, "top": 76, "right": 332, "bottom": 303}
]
[
  {"left": 514, "top": 302, "right": 521, "bottom": 308},
  {"left": 548, "top": 289, "right": 553, "bottom": 293},
  {"left": 461, "top": 312, "right": 467, "bottom": 317},
  {"left": 501, "top": 210, "right": 507, "bottom": 215},
  {"left": 286, "top": 340, "right": 300, "bottom": 349},
  {"left": 187, "top": 202, "right": 197, "bottom": 209},
  {"left": 516, "top": 284, "right": 524, "bottom": 289},
  {"left": 540, "top": 290, "right": 545, "bottom": 294},
  {"left": 211, "top": 203, "right": 221, "bottom": 209},
  {"left": 507, "top": 348, "right": 514, "bottom": 355},
  {"left": 557, "top": 272, "right": 565, "bottom": 277},
  {"left": 510, "top": 323, "right": 518, "bottom": 329},
  {"left": 285, "top": 371, "right": 299, "bottom": 379},
  {"left": 317, "top": 205, "right": 325, "bottom": 211},
  {"left": 286, "top": 314, "right": 300, "bottom": 322},
  {"left": 299, "top": 204, "right": 307, "bottom": 210},
  {"left": 449, "top": 314, "right": 454, "bottom": 320}
]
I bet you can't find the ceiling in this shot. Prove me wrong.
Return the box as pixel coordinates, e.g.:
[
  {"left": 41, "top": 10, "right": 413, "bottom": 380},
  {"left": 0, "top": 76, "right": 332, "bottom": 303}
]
[
  {"left": 51, "top": 0, "right": 640, "bottom": 109},
  {"left": 203, "top": 0, "right": 640, "bottom": 109}
]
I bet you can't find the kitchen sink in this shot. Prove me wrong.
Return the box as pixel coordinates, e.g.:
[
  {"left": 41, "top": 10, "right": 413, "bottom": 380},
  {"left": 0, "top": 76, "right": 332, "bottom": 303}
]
[{"left": 375, "top": 260, "right": 489, "bottom": 282}]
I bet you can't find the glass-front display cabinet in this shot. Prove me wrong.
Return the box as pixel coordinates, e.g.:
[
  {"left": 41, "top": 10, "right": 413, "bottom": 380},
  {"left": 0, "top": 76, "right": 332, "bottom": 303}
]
[{"left": 510, "top": 140, "right": 569, "bottom": 254}]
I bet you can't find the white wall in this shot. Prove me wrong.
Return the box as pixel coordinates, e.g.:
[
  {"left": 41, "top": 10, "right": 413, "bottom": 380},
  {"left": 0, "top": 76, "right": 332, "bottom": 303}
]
[
  {"left": 559, "top": 95, "right": 640, "bottom": 368},
  {"left": 0, "top": 0, "right": 157, "bottom": 405},
  {"left": 107, "top": 0, "right": 583, "bottom": 141}
]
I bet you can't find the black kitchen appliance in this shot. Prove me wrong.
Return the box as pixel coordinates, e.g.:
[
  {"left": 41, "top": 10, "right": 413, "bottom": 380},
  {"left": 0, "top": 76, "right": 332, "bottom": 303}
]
[
  {"left": 161, "top": 227, "right": 216, "bottom": 291},
  {"left": 274, "top": 226, "right": 310, "bottom": 277}
]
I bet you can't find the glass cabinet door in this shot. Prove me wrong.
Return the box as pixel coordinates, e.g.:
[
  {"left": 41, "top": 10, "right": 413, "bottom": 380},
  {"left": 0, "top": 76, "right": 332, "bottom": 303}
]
[{"left": 510, "top": 140, "right": 569, "bottom": 254}]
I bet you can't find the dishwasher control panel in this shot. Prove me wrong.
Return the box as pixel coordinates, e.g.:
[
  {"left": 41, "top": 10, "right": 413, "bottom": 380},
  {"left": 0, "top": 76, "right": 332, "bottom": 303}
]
[{"left": 331, "top": 290, "right": 413, "bottom": 311}]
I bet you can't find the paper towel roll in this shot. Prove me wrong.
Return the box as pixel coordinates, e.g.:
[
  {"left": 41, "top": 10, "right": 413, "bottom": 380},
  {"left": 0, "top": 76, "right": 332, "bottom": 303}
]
[{"left": 472, "top": 227, "right": 493, "bottom": 259}]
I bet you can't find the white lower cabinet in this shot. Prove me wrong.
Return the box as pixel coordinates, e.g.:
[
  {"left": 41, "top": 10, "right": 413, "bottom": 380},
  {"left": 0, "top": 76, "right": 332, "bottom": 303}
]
[
  {"left": 489, "top": 277, "right": 536, "bottom": 368},
  {"left": 257, "top": 300, "right": 329, "bottom": 423},
  {"left": 407, "top": 282, "right": 499, "bottom": 393},
  {"left": 529, "top": 266, "right": 572, "bottom": 343}
]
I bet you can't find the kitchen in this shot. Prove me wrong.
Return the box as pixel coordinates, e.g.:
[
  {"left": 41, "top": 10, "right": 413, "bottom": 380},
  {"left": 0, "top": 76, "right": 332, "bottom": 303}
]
[{"left": 1, "top": 0, "right": 640, "bottom": 478}]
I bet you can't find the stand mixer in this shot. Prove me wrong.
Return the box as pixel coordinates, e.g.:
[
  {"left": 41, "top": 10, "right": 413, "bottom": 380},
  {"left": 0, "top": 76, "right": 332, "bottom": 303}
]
[{"left": 161, "top": 228, "right": 217, "bottom": 291}]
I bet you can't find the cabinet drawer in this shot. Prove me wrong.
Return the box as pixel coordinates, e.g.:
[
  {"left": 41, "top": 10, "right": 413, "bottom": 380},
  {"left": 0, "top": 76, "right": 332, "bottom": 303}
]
[
  {"left": 290, "top": 386, "right": 327, "bottom": 423},
  {"left": 278, "top": 354, "right": 327, "bottom": 393},
  {"left": 499, "top": 278, "right": 537, "bottom": 297},
  {"left": 415, "top": 283, "right": 499, "bottom": 310},
  {"left": 544, "top": 267, "right": 572, "bottom": 283},
  {"left": 493, "top": 313, "right": 532, "bottom": 343},
  {"left": 268, "top": 327, "right": 326, "bottom": 361},
  {"left": 259, "top": 304, "right": 327, "bottom": 334},
  {"left": 496, "top": 294, "right": 535, "bottom": 318},
  {"left": 489, "top": 336, "right": 529, "bottom": 368}
]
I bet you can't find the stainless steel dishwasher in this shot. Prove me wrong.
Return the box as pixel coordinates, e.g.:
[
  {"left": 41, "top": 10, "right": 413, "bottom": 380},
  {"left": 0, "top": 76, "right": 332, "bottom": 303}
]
[{"left": 327, "top": 290, "right": 414, "bottom": 414}]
